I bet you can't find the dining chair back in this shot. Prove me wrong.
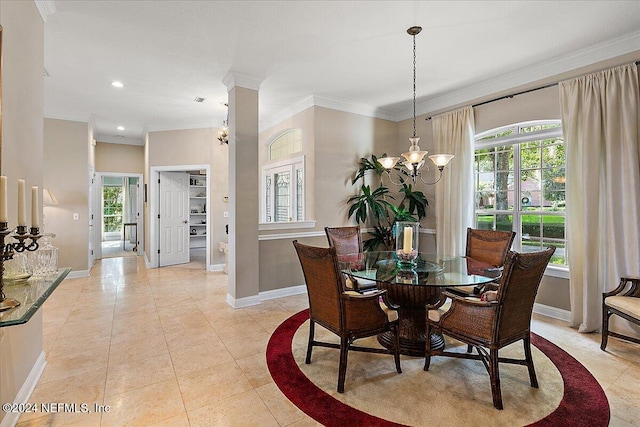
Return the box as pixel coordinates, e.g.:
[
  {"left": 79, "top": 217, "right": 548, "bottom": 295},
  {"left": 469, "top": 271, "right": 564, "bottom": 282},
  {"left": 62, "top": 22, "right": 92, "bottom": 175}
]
[
  {"left": 325, "top": 226, "right": 362, "bottom": 256},
  {"left": 293, "top": 240, "right": 402, "bottom": 393},
  {"left": 466, "top": 228, "right": 516, "bottom": 268}
]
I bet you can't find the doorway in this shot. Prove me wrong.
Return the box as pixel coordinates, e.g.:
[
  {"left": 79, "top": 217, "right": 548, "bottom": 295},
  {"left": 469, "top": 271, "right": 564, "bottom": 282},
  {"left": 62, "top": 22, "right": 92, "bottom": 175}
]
[
  {"left": 150, "top": 165, "right": 211, "bottom": 270},
  {"left": 93, "top": 173, "right": 143, "bottom": 260}
]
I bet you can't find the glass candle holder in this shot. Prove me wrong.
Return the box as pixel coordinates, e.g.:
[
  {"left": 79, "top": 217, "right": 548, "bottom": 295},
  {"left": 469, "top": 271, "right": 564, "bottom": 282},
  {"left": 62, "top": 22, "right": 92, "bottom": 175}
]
[{"left": 395, "top": 221, "right": 419, "bottom": 267}]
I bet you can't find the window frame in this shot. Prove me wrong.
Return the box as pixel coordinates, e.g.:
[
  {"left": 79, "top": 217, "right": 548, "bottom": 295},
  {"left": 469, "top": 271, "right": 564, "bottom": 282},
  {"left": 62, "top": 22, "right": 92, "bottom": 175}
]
[
  {"left": 261, "top": 155, "right": 305, "bottom": 224},
  {"left": 474, "top": 120, "right": 568, "bottom": 274}
]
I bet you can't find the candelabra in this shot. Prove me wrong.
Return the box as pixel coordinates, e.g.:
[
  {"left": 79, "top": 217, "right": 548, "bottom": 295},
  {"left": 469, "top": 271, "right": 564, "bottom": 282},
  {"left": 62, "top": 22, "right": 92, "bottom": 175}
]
[{"left": 0, "top": 223, "right": 41, "bottom": 311}]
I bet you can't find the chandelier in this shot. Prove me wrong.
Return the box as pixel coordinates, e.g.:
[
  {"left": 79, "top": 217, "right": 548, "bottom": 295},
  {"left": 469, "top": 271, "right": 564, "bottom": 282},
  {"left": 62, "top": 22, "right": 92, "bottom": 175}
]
[
  {"left": 378, "top": 26, "right": 454, "bottom": 185},
  {"left": 218, "top": 103, "right": 229, "bottom": 144}
]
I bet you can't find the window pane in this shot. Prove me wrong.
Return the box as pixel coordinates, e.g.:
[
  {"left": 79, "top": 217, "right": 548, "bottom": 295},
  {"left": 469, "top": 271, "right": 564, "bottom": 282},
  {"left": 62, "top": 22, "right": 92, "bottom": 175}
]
[
  {"left": 522, "top": 214, "right": 541, "bottom": 239},
  {"left": 296, "top": 168, "right": 303, "bottom": 221},
  {"left": 274, "top": 172, "right": 290, "bottom": 222},
  {"left": 495, "top": 148, "right": 512, "bottom": 171},
  {"left": 521, "top": 147, "right": 541, "bottom": 169},
  {"left": 495, "top": 214, "right": 513, "bottom": 232},
  {"left": 476, "top": 152, "right": 494, "bottom": 172},
  {"left": 542, "top": 216, "right": 565, "bottom": 240},
  {"left": 544, "top": 239, "right": 567, "bottom": 265},
  {"left": 476, "top": 214, "right": 495, "bottom": 230},
  {"left": 270, "top": 129, "right": 302, "bottom": 160},
  {"left": 265, "top": 175, "right": 272, "bottom": 222}
]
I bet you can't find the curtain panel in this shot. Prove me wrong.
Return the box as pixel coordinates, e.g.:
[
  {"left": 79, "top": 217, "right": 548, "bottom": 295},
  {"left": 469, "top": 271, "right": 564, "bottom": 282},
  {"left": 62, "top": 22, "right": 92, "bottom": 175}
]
[
  {"left": 432, "top": 106, "right": 475, "bottom": 257},
  {"left": 560, "top": 63, "right": 640, "bottom": 333}
]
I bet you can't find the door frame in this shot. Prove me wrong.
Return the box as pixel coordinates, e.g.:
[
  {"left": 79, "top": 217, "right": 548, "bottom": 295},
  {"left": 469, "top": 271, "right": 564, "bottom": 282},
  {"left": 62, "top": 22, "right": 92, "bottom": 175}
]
[
  {"left": 150, "top": 164, "right": 211, "bottom": 270},
  {"left": 93, "top": 172, "right": 144, "bottom": 260}
]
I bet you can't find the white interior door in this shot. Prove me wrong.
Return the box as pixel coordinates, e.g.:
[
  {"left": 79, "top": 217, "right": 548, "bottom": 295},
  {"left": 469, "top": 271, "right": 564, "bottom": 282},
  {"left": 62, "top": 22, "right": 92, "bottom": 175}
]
[{"left": 159, "top": 172, "right": 189, "bottom": 266}]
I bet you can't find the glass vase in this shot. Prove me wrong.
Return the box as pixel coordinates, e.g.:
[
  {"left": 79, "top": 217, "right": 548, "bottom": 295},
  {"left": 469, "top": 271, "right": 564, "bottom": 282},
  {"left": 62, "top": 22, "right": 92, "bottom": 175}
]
[
  {"left": 28, "top": 235, "right": 59, "bottom": 278},
  {"left": 395, "top": 221, "right": 419, "bottom": 268}
]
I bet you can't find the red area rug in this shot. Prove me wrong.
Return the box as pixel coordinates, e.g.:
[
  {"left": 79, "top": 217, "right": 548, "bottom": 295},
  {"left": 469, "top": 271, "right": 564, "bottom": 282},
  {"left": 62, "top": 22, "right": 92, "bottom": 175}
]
[{"left": 266, "top": 309, "right": 610, "bottom": 427}]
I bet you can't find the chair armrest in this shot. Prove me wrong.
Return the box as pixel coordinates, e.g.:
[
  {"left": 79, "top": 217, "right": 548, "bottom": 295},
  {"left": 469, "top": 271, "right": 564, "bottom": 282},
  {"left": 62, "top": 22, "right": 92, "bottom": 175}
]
[{"left": 442, "top": 291, "right": 495, "bottom": 307}]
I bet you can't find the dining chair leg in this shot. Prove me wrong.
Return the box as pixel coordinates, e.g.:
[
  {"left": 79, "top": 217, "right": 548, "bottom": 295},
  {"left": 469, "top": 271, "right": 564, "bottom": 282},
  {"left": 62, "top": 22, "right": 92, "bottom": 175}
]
[
  {"left": 337, "top": 338, "right": 349, "bottom": 393},
  {"left": 601, "top": 306, "right": 610, "bottom": 351},
  {"left": 423, "top": 323, "right": 432, "bottom": 371},
  {"left": 305, "top": 320, "right": 315, "bottom": 364},
  {"left": 523, "top": 335, "right": 538, "bottom": 388},
  {"left": 393, "top": 324, "right": 402, "bottom": 373},
  {"left": 466, "top": 344, "right": 473, "bottom": 353},
  {"left": 489, "top": 348, "right": 503, "bottom": 410}
]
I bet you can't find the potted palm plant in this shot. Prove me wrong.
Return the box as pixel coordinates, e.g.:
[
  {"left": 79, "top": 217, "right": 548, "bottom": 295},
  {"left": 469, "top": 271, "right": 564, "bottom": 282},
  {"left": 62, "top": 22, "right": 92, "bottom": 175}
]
[{"left": 347, "top": 154, "right": 428, "bottom": 251}]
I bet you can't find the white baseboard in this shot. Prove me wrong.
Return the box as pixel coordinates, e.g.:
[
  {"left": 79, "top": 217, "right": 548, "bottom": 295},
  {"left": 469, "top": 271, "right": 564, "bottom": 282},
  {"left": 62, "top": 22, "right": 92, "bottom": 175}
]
[
  {"left": 226, "top": 293, "right": 261, "bottom": 308},
  {"left": 260, "top": 285, "right": 307, "bottom": 301},
  {"left": 534, "top": 303, "right": 571, "bottom": 322},
  {"left": 1, "top": 352, "right": 47, "bottom": 427},
  {"left": 66, "top": 269, "right": 89, "bottom": 279},
  {"left": 144, "top": 253, "right": 153, "bottom": 269},
  {"left": 208, "top": 263, "right": 225, "bottom": 272}
]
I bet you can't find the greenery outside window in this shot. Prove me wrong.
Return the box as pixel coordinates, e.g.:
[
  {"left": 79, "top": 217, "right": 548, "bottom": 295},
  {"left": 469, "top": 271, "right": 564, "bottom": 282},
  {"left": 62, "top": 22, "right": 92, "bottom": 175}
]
[
  {"left": 103, "top": 184, "right": 123, "bottom": 233},
  {"left": 474, "top": 121, "right": 567, "bottom": 266}
]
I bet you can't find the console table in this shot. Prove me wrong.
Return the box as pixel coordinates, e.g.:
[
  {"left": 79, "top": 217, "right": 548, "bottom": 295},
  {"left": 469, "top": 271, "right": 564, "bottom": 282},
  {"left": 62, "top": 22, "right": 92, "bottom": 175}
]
[{"left": 0, "top": 268, "right": 71, "bottom": 328}]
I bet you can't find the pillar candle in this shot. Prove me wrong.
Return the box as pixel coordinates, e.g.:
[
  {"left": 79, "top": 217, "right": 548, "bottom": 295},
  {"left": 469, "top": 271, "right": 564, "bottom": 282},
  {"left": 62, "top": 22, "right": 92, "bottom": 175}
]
[
  {"left": 0, "top": 176, "right": 7, "bottom": 223},
  {"left": 18, "top": 179, "right": 27, "bottom": 226},
  {"left": 403, "top": 226, "right": 413, "bottom": 253},
  {"left": 32, "top": 186, "right": 39, "bottom": 228}
]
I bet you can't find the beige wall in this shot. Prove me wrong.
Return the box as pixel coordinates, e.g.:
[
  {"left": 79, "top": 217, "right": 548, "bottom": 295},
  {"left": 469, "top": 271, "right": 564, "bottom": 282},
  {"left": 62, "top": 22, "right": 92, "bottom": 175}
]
[
  {"left": 43, "top": 119, "right": 90, "bottom": 272},
  {"left": 0, "top": 1, "right": 45, "bottom": 422},
  {"left": 147, "top": 127, "right": 228, "bottom": 266},
  {"left": 257, "top": 106, "right": 398, "bottom": 292},
  {"left": 95, "top": 142, "right": 144, "bottom": 174}
]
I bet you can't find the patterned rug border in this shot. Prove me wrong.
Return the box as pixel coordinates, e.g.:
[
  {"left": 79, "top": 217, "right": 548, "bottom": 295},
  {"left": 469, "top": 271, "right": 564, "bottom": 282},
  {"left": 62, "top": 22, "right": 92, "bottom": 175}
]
[{"left": 266, "top": 309, "right": 610, "bottom": 427}]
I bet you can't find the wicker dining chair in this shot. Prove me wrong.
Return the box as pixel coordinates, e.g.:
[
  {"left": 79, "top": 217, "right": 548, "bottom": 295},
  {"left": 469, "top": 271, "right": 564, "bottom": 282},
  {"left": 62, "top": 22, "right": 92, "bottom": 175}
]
[
  {"left": 453, "top": 228, "right": 516, "bottom": 299},
  {"left": 601, "top": 276, "right": 640, "bottom": 350},
  {"left": 293, "top": 240, "right": 402, "bottom": 393},
  {"left": 425, "top": 247, "right": 555, "bottom": 410},
  {"left": 325, "top": 226, "right": 376, "bottom": 291}
]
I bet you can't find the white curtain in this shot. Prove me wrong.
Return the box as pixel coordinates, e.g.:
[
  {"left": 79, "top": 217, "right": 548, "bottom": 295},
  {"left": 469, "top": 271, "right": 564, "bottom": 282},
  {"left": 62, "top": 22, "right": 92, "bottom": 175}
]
[
  {"left": 432, "top": 106, "right": 475, "bottom": 257},
  {"left": 560, "top": 63, "right": 640, "bottom": 333}
]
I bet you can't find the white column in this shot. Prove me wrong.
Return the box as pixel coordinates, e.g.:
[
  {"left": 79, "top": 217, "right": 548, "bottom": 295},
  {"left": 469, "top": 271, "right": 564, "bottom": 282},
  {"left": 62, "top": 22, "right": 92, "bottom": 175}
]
[{"left": 223, "top": 72, "right": 263, "bottom": 307}]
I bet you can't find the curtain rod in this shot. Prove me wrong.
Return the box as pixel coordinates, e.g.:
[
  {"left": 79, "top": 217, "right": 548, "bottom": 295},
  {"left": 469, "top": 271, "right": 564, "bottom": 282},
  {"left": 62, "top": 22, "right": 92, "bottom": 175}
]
[{"left": 425, "top": 60, "right": 640, "bottom": 121}]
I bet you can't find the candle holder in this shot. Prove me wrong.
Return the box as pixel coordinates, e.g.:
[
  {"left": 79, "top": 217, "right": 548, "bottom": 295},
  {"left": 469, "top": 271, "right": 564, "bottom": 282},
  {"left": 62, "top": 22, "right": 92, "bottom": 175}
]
[
  {"left": 395, "top": 221, "right": 419, "bottom": 268},
  {"left": 0, "top": 222, "right": 41, "bottom": 311}
]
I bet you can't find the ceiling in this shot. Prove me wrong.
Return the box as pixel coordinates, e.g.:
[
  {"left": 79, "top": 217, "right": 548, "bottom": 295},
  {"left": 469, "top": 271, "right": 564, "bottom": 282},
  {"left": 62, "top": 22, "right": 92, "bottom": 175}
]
[{"left": 42, "top": 1, "right": 640, "bottom": 145}]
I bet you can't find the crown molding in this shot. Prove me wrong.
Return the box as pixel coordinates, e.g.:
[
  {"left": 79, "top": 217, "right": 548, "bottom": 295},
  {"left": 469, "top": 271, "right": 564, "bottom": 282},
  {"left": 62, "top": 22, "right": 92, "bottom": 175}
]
[
  {"left": 34, "top": 0, "right": 56, "bottom": 22},
  {"left": 397, "top": 30, "right": 640, "bottom": 121},
  {"left": 93, "top": 134, "right": 145, "bottom": 146},
  {"left": 259, "top": 94, "right": 398, "bottom": 132},
  {"left": 222, "top": 71, "right": 263, "bottom": 91},
  {"left": 146, "top": 120, "right": 217, "bottom": 133}
]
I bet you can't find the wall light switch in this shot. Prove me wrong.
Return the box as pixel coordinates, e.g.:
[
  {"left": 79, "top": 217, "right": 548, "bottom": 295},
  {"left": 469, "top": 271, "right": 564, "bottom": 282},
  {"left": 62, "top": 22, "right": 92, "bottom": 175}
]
[
  {"left": 223, "top": 211, "right": 229, "bottom": 218},
  {"left": 73, "top": 213, "right": 79, "bottom": 220}
]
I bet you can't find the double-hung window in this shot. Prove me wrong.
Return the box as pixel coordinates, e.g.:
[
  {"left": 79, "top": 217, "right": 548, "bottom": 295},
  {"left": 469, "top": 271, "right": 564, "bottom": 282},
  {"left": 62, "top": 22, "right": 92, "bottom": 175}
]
[
  {"left": 474, "top": 120, "right": 567, "bottom": 267},
  {"left": 262, "top": 129, "right": 305, "bottom": 223}
]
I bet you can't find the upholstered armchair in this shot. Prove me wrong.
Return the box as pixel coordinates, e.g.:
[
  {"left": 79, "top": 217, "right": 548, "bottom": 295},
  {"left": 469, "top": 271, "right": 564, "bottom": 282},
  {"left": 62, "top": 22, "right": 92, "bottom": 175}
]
[
  {"left": 425, "top": 247, "right": 555, "bottom": 409},
  {"left": 601, "top": 276, "right": 640, "bottom": 350},
  {"left": 293, "top": 240, "right": 402, "bottom": 393}
]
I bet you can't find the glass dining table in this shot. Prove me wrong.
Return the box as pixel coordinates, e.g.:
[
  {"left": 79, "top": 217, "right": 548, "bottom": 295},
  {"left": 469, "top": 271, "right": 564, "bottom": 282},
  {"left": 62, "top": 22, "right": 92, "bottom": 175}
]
[{"left": 341, "top": 252, "right": 501, "bottom": 356}]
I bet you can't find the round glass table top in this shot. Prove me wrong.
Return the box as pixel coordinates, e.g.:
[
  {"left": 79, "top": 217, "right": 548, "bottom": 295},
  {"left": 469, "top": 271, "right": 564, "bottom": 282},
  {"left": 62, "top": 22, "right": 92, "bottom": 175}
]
[{"left": 339, "top": 252, "right": 501, "bottom": 287}]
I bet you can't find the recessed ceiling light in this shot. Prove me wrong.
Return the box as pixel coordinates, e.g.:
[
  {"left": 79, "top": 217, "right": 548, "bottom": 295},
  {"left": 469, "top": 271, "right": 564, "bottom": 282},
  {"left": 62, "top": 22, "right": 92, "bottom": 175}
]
[
  {"left": 111, "top": 81, "right": 124, "bottom": 88},
  {"left": 117, "top": 126, "right": 125, "bottom": 131}
]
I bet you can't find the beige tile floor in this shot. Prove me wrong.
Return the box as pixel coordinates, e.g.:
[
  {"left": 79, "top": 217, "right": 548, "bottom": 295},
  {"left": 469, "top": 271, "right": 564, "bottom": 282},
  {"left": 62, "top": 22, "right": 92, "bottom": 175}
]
[{"left": 14, "top": 256, "right": 640, "bottom": 426}]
